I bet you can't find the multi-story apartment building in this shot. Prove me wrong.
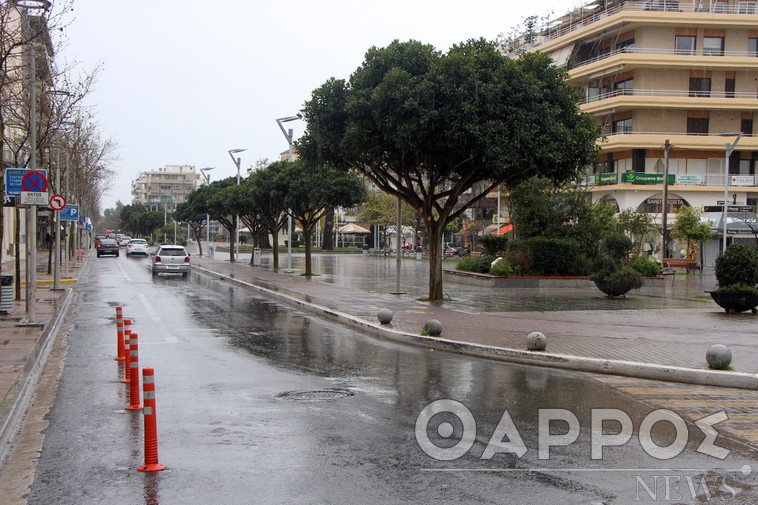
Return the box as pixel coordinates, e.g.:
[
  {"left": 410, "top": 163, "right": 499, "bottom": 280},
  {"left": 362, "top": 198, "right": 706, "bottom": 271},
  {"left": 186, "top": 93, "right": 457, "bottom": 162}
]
[
  {"left": 508, "top": 0, "right": 758, "bottom": 263},
  {"left": 131, "top": 165, "right": 197, "bottom": 214}
]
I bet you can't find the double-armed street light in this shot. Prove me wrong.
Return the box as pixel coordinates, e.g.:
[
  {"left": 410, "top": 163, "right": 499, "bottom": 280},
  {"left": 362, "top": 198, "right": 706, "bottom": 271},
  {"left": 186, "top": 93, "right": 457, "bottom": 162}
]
[
  {"left": 276, "top": 115, "right": 300, "bottom": 272},
  {"left": 199, "top": 167, "right": 215, "bottom": 252},
  {"left": 228, "top": 149, "right": 246, "bottom": 261}
]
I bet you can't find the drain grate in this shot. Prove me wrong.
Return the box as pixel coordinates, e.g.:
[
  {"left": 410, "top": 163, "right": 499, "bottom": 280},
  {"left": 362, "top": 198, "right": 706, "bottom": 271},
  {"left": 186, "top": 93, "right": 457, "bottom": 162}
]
[{"left": 277, "top": 388, "right": 354, "bottom": 401}]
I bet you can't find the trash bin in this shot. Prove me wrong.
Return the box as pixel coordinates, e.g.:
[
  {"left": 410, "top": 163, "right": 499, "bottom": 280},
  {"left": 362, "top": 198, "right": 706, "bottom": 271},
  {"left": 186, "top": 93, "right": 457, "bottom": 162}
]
[
  {"left": 363, "top": 243, "right": 369, "bottom": 257},
  {"left": 208, "top": 245, "right": 214, "bottom": 259},
  {"left": 415, "top": 246, "right": 423, "bottom": 261},
  {"left": 0, "top": 275, "right": 13, "bottom": 313},
  {"left": 253, "top": 247, "right": 262, "bottom": 266}
]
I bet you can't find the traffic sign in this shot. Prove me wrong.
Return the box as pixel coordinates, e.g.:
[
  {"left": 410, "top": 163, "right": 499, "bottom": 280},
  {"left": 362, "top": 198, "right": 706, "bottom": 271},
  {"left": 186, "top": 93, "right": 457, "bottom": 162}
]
[
  {"left": 4, "top": 168, "right": 47, "bottom": 196},
  {"left": 60, "top": 204, "right": 79, "bottom": 221},
  {"left": 49, "top": 194, "right": 66, "bottom": 210},
  {"left": 21, "top": 170, "right": 48, "bottom": 192},
  {"left": 20, "top": 191, "right": 49, "bottom": 205}
]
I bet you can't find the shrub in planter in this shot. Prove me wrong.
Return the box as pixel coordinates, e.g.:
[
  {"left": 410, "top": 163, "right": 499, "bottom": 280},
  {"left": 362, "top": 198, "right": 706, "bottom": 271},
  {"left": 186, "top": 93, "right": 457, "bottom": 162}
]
[
  {"left": 479, "top": 235, "right": 508, "bottom": 256},
  {"left": 709, "top": 244, "right": 758, "bottom": 313},
  {"left": 456, "top": 255, "right": 496, "bottom": 274},
  {"left": 631, "top": 256, "right": 662, "bottom": 277},
  {"left": 489, "top": 257, "right": 513, "bottom": 276},
  {"left": 524, "top": 237, "right": 583, "bottom": 276},
  {"left": 590, "top": 234, "right": 643, "bottom": 297},
  {"left": 714, "top": 243, "right": 758, "bottom": 290},
  {"left": 503, "top": 247, "right": 531, "bottom": 276}
]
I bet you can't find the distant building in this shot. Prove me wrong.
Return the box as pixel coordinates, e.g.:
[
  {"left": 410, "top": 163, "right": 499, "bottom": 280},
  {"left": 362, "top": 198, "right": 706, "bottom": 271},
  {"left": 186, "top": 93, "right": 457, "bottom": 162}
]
[
  {"left": 132, "top": 165, "right": 197, "bottom": 213},
  {"left": 507, "top": 0, "right": 758, "bottom": 263}
]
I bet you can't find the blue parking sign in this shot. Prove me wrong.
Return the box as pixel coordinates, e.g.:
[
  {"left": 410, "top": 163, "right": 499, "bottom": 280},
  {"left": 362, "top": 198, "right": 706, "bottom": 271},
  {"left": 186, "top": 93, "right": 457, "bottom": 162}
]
[{"left": 60, "top": 204, "right": 79, "bottom": 221}]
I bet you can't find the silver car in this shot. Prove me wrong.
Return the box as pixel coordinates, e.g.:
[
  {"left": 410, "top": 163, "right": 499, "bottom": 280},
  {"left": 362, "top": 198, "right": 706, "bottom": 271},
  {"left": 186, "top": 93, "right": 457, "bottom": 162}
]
[
  {"left": 151, "top": 245, "right": 191, "bottom": 278},
  {"left": 126, "top": 238, "right": 150, "bottom": 257}
]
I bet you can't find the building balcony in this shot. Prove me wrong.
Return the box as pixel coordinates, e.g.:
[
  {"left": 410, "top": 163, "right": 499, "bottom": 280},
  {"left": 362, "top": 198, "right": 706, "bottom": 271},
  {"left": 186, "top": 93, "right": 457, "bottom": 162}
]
[
  {"left": 524, "top": 1, "right": 758, "bottom": 55},
  {"left": 598, "top": 131, "right": 758, "bottom": 152},
  {"left": 581, "top": 88, "right": 758, "bottom": 114}
]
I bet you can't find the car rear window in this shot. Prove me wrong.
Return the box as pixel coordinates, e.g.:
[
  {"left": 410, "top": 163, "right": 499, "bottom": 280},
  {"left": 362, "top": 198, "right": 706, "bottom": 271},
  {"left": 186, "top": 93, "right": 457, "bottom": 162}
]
[
  {"left": 159, "top": 248, "right": 186, "bottom": 256},
  {"left": 131, "top": 240, "right": 147, "bottom": 244}
]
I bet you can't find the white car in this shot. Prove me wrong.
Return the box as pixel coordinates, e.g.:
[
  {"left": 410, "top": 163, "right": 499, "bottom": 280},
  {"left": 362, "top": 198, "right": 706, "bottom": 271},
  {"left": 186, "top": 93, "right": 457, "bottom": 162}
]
[
  {"left": 126, "top": 238, "right": 149, "bottom": 257},
  {"left": 151, "top": 245, "right": 191, "bottom": 278},
  {"left": 119, "top": 236, "right": 132, "bottom": 247}
]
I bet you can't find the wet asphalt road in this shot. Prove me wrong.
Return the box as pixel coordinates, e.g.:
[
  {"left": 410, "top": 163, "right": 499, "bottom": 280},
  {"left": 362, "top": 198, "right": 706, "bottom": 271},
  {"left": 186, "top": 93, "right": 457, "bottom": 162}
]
[{"left": 26, "top": 253, "right": 758, "bottom": 504}]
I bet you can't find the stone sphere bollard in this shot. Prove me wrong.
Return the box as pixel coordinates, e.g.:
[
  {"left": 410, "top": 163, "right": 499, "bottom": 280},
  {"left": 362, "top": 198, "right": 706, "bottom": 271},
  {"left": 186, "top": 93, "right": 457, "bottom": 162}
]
[
  {"left": 706, "top": 344, "right": 732, "bottom": 370},
  {"left": 423, "top": 319, "right": 443, "bottom": 337},
  {"left": 526, "top": 331, "right": 547, "bottom": 351},
  {"left": 377, "top": 308, "right": 394, "bottom": 324}
]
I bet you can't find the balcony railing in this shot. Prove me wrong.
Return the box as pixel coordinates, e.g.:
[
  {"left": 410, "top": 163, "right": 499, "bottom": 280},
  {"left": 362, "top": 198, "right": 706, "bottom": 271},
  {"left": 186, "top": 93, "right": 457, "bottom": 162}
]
[
  {"left": 522, "top": 1, "right": 757, "bottom": 50},
  {"left": 572, "top": 46, "right": 758, "bottom": 71},
  {"left": 584, "top": 87, "right": 757, "bottom": 103}
]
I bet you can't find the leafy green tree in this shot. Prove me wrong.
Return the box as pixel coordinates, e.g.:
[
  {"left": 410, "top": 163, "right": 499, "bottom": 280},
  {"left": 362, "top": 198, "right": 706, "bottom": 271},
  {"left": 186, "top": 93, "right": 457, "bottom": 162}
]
[
  {"left": 248, "top": 162, "right": 289, "bottom": 269},
  {"left": 299, "top": 39, "right": 598, "bottom": 300},
  {"left": 174, "top": 186, "right": 211, "bottom": 256},
  {"left": 281, "top": 161, "right": 367, "bottom": 275},
  {"left": 617, "top": 208, "right": 653, "bottom": 254},
  {"left": 358, "top": 191, "right": 417, "bottom": 248},
  {"left": 205, "top": 177, "right": 240, "bottom": 262},
  {"left": 510, "top": 176, "right": 616, "bottom": 258},
  {"left": 671, "top": 205, "right": 713, "bottom": 255}
]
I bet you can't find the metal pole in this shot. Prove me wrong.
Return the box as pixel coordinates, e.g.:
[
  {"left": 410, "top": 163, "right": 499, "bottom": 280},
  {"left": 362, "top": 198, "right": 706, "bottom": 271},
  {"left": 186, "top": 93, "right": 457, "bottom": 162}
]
[
  {"left": 53, "top": 146, "right": 61, "bottom": 289},
  {"left": 64, "top": 154, "right": 69, "bottom": 275},
  {"left": 723, "top": 142, "right": 729, "bottom": 254},
  {"left": 286, "top": 130, "right": 294, "bottom": 272},
  {"left": 395, "top": 196, "right": 402, "bottom": 294},
  {"left": 662, "top": 140, "right": 670, "bottom": 259},
  {"left": 26, "top": 42, "right": 37, "bottom": 324},
  {"left": 497, "top": 186, "right": 501, "bottom": 236},
  {"left": 235, "top": 156, "right": 241, "bottom": 261}
]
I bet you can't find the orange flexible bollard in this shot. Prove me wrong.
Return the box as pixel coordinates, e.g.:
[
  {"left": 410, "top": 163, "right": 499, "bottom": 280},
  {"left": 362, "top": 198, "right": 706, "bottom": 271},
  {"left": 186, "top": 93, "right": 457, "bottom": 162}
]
[
  {"left": 125, "top": 332, "right": 142, "bottom": 411},
  {"left": 115, "top": 320, "right": 125, "bottom": 361},
  {"left": 138, "top": 368, "right": 165, "bottom": 472},
  {"left": 121, "top": 322, "right": 132, "bottom": 384}
]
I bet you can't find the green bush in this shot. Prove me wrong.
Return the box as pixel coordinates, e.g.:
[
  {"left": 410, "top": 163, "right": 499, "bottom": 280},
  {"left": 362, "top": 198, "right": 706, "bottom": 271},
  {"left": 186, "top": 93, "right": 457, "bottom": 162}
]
[
  {"left": 489, "top": 258, "right": 512, "bottom": 276},
  {"left": 503, "top": 246, "right": 531, "bottom": 276},
  {"left": 631, "top": 256, "right": 662, "bottom": 277},
  {"left": 479, "top": 235, "right": 508, "bottom": 256},
  {"left": 715, "top": 243, "right": 758, "bottom": 290},
  {"left": 524, "top": 237, "right": 583, "bottom": 276},
  {"left": 591, "top": 265, "right": 644, "bottom": 293},
  {"left": 456, "top": 255, "right": 496, "bottom": 274},
  {"left": 603, "top": 233, "right": 635, "bottom": 263}
]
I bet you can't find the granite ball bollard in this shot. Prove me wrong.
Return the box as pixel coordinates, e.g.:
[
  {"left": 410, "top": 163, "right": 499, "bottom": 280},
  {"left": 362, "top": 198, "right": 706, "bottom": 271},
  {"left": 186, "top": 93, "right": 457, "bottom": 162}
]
[
  {"left": 526, "top": 331, "right": 547, "bottom": 351},
  {"left": 377, "top": 308, "right": 394, "bottom": 324},
  {"left": 706, "top": 344, "right": 732, "bottom": 370},
  {"left": 423, "top": 319, "right": 443, "bottom": 337}
]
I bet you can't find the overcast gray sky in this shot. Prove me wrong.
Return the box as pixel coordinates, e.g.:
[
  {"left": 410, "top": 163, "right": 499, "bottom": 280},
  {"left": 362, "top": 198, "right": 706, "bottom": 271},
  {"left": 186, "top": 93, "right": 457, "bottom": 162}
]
[{"left": 60, "top": 0, "right": 583, "bottom": 210}]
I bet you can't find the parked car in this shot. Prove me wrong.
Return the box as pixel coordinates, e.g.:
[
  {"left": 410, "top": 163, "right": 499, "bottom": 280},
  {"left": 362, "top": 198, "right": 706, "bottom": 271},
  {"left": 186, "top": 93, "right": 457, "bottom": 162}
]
[
  {"left": 151, "top": 245, "right": 191, "bottom": 277},
  {"left": 119, "top": 236, "right": 132, "bottom": 247},
  {"left": 444, "top": 242, "right": 461, "bottom": 255},
  {"left": 126, "top": 238, "right": 149, "bottom": 257},
  {"left": 96, "top": 238, "right": 120, "bottom": 257}
]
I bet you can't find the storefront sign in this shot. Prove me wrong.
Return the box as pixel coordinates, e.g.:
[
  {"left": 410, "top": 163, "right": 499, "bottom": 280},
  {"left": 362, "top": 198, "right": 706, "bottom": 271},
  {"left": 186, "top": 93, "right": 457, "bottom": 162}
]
[
  {"left": 676, "top": 175, "right": 702, "bottom": 185},
  {"left": 623, "top": 172, "right": 676, "bottom": 184},
  {"left": 594, "top": 173, "right": 619, "bottom": 185}
]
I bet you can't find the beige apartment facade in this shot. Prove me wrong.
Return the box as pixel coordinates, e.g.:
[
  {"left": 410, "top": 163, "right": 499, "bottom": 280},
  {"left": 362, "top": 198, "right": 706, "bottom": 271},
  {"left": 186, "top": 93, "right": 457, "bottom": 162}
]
[
  {"left": 131, "top": 165, "right": 198, "bottom": 214},
  {"left": 512, "top": 0, "right": 758, "bottom": 262}
]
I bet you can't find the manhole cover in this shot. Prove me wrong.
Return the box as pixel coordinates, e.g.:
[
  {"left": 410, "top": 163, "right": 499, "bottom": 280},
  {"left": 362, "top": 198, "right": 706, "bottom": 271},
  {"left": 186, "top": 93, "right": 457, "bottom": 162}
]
[{"left": 276, "top": 388, "right": 354, "bottom": 401}]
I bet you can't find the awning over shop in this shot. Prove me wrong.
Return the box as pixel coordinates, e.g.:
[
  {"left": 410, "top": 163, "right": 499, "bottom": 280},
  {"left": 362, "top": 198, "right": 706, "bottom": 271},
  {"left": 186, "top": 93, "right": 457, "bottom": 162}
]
[
  {"left": 479, "top": 223, "right": 514, "bottom": 236},
  {"left": 702, "top": 212, "right": 758, "bottom": 234}
]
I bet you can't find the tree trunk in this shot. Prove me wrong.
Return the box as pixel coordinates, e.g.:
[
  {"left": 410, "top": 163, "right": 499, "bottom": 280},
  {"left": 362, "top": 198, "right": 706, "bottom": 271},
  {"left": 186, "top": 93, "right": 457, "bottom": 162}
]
[
  {"left": 195, "top": 225, "right": 204, "bottom": 256},
  {"left": 304, "top": 223, "right": 313, "bottom": 276},
  {"left": 427, "top": 222, "right": 445, "bottom": 301},
  {"left": 227, "top": 223, "right": 236, "bottom": 262},
  {"left": 322, "top": 207, "right": 334, "bottom": 250},
  {"left": 271, "top": 228, "right": 280, "bottom": 270}
]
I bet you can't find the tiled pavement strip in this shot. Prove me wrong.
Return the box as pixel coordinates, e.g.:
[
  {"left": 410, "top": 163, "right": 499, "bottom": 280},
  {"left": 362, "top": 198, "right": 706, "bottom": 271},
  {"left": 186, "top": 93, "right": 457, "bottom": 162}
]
[{"left": 1, "top": 247, "right": 758, "bottom": 467}]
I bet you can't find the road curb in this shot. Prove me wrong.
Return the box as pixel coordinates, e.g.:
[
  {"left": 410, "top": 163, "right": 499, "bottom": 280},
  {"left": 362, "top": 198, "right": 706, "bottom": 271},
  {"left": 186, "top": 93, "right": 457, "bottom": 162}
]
[
  {"left": 195, "top": 265, "right": 758, "bottom": 390},
  {"left": 0, "top": 287, "right": 74, "bottom": 468}
]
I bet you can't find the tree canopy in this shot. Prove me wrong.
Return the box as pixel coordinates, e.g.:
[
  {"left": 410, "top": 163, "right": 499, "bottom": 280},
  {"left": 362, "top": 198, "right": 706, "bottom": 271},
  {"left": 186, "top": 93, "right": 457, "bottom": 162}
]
[{"left": 298, "top": 38, "right": 599, "bottom": 300}]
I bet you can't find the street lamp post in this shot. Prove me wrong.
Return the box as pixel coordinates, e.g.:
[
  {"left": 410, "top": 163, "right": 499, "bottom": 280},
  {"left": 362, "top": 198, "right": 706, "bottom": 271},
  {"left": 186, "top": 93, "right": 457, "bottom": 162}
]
[
  {"left": 722, "top": 133, "right": 743, "bottom": 253},
  {"left": 200, "top": 167, "right": 215, "bottom": 254},
  {"left": 228, "top": 149, "right": 246, "bottom": 261},
  {"left": 276, "top": 115, "right": 300, "bottom": 273}
]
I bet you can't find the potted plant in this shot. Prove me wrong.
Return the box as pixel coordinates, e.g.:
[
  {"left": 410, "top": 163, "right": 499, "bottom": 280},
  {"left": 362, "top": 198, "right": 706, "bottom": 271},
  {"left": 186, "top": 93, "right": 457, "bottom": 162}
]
[
  {"left": 707, "top": 243, "right": 758, "bottom": 314},
  {"left": 590, "top": 234, "right": 644, "bottom": 297}
]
